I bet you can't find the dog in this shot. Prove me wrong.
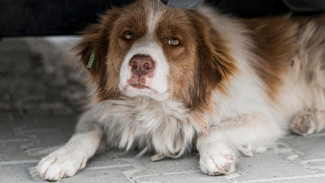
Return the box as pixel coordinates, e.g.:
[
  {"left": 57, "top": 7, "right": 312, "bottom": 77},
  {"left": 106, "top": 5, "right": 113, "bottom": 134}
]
[{"left": 36, "top": 0, "right": 325, "bottom": 180}]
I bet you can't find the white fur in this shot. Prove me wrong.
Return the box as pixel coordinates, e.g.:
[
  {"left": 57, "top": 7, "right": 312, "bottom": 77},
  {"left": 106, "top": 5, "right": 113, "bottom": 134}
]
[
  {"left": 118, "top": 3, "right": 169, "bottom": 101},
  {"left": 37, "top": 2, "right": 325, "bottom": 180},
  {"left": 195, "top": 7, "right": 325, "bottom": 175},
  {"left": 118, "top": 38, "right": 170, "bottom": 100},
  {"left": 36, "top": 130, "right": 103, "bottom": 180},
  {"left": 195, "top": 8, "right": 283, "bottom": 171},
  {"left": 101, "top": 98, "right": 201, "bottom": 154}
]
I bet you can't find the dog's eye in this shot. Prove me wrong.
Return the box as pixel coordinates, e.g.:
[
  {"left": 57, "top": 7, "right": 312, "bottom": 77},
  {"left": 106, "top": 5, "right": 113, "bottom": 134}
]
[
  {"left": 123, "top": 31, "right": 134, "bottom": 40},
  {"left": 168, "top": 38, "right": 181, "bottom": 46}
]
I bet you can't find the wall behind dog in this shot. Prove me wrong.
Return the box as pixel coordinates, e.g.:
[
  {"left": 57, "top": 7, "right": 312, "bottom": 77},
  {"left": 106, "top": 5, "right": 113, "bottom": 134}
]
[{"left": 0, "top": 37, "right": 88, "bottom": 115}]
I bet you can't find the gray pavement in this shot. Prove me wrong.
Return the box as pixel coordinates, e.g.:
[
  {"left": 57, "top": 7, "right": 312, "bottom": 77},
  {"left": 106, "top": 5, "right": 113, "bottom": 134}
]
[{"left": 1, "top": 38, "right": 325, "bottom": 183}]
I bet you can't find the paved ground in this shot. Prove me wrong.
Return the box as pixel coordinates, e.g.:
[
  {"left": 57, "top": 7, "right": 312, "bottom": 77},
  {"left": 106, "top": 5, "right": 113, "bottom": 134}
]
[{"left": 1, "top": 38, "right": 325, "bottom": 183}]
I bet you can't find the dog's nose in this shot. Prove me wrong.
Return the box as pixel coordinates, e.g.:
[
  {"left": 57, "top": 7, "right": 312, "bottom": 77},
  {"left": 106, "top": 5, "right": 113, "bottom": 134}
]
[{"left": 129, "top": 54, "right": 155, "bottom": 76}]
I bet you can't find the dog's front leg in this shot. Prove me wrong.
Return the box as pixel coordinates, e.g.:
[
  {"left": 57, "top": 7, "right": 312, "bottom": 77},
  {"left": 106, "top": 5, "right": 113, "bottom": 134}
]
[
  {"left": 36, "top": 109, "right": 104, "bottom": 181},
  {"left": 197, "top": 112, "right": 283, "bottom": 175}
]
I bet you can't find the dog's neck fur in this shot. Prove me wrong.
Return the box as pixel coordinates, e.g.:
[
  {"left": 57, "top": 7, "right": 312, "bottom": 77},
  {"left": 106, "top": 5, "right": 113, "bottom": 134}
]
[{"left": 95, "top": 97, "right": 201, "bottom": 156}]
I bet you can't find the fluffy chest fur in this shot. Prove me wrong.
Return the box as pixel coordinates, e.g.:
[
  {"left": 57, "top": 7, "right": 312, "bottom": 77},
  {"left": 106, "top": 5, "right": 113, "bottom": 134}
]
[{"left": 91, "top": 98, "right": 200, "bottom": 157}]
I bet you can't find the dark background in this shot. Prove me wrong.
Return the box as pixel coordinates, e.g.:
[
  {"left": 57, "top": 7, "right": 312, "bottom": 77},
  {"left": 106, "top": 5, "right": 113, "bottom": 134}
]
[{"left": 1, "top": 0, "right": 324, "bottom": 37}]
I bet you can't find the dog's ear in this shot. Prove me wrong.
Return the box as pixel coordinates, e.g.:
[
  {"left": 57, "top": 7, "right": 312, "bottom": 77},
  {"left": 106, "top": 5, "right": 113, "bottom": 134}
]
[
  {"left": 73, "top": 9, "right": 121, "bottom": 85},
  {"left": 188, "top": 11, "right": 237, "bottom": 109}
]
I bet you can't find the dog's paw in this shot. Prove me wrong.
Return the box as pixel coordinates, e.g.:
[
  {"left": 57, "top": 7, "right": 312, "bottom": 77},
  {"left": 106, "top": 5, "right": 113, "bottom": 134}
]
[
  {"left": 199, "top": 146, "right": 236, "bottom": 176},
  {"left": 36, "top": 147, "right": 87, "bottom": 181},
  {"left": 290, "top": 111, "right": 317, "bottom": 136}
]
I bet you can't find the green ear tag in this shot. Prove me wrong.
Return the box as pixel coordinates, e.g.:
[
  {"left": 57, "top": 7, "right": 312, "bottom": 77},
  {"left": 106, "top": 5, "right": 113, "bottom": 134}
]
[{"left": 87, "top": 50, "right": 95, "bottom": 68}]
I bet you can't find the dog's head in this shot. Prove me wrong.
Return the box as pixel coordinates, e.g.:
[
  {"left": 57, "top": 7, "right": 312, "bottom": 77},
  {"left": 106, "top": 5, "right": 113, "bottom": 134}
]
[{"left": 75, "top": 0, "right": 236, "bottom": 109}]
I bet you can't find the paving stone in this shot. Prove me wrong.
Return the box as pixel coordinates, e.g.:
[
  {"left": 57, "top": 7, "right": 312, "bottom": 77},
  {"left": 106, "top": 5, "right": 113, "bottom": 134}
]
[
  {"left": 0, "top": 114, "right": 76, "bottom": 162},
  {"left": 240, "top": 173, "right": 325, "bottom": 183},
  {"left": 233, "top": 150, "right": 317, "bottom": 182},
  {"left": 283, "top": 133, "right": 325, "bottom": 172},
  {"left": 59, "top": 166, "right": 133, "bottom": 183},
  {"left": 86, "top": 150, "right": 135, "bottom": 169},
  {"left": 0, "top": 163, "right": 44, "bottom": 183},
  {"left": 134, "top": 170, "right": 230, "bottom": 183},
  {"left": 132, "top": 155, "right": 200, "bottom": 177}
]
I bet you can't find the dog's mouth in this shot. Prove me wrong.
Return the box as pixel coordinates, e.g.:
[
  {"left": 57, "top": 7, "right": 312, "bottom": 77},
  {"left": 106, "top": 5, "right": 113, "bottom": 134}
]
[
  {"left": 121, "top": 78, "right": 169, "bottom": 101},
  {"left": 128, "top": 81, "right": 151, "bottom": 89}
]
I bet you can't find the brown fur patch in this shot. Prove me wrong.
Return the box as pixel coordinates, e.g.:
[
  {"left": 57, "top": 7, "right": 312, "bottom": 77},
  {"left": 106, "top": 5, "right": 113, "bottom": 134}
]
[
  {"left": 242, "top": 15, "right": 299, "bottom": 101},
  {"left": 73, "top": 8, "right": 122, "bottom": 102},
  {"left": 73, "top": 0, "right": 151, "bottom": 103},
  {"left": 155, "top": 8, "right": 237, "bottom": 111},
  {"left": 190, "top": 110, "right": 209, "bottom": 134}
]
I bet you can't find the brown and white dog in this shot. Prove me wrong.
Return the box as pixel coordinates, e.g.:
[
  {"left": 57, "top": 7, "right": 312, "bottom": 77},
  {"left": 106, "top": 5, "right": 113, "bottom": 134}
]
[{"left": 36, "top": 0, "right": 325, "bottom": 180}]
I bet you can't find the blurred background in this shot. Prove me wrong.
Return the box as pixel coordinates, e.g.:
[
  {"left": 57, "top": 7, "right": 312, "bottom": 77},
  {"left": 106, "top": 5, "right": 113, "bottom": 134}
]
[{"left": 0, "top": 37, "right": 87, "bottom": 114}]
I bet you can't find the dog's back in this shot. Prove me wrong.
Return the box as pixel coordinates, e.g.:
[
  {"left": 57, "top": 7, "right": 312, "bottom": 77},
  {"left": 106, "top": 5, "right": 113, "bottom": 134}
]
[{"left": 240, "top": 14, "right": 325, "bottom": 123}]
